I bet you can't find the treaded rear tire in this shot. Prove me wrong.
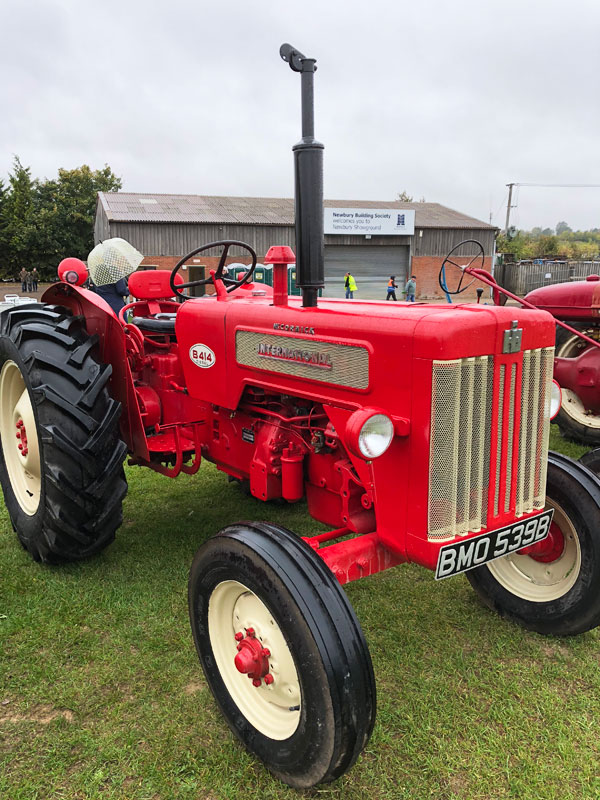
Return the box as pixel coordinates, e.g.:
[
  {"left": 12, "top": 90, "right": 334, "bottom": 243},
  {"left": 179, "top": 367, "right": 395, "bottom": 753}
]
[{"left": 0, "top": 304, "right": 127, "bottom": 563}]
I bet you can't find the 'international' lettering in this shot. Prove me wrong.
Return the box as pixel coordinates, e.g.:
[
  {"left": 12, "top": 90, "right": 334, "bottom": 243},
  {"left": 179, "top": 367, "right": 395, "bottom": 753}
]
[{"left": 258, "top": 342, "right": 332, "bottom": 368}]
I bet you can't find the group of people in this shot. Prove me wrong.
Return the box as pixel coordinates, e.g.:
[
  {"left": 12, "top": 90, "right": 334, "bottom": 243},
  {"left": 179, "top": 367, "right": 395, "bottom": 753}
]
[
  {"left": 386, "top": 274, "right": 416, "bottom": 302},
  {"left": 18, "top": 268, "right": 39, "bottom": 294},
  {"left": 343, "top": 271, "right": 417, "bottom": 301}
]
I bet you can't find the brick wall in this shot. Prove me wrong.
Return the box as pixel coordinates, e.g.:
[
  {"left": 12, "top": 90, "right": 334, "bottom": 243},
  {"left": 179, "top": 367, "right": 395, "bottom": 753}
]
[{"left": 411, "top": 255, "right": 494, "bottom": 302}]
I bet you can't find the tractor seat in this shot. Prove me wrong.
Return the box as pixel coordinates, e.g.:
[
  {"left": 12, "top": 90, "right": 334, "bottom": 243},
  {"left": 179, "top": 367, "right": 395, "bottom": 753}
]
[
  {"left": 119, "top": 270, "right": 183, "bottom": 333},
  {"left": 131, "top": 313, "right": 177, "bottom": 333}
]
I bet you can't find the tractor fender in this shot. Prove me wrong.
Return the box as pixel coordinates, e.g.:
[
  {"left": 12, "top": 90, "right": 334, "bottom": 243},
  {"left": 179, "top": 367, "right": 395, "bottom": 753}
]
[{"left": 41, "top": 282, "right": 148, "bottom": 459}]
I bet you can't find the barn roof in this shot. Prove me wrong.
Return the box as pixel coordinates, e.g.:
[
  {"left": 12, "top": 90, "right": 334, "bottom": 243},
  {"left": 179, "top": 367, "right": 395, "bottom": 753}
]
[{"left": 97, "top": 192, "right": 495, "bottom": 230}]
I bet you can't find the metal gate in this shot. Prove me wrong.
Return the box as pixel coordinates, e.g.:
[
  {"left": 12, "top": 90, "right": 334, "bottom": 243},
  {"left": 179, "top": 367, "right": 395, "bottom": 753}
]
[{"left": 323, "top": 245, "right": 410, "bottom": 300}]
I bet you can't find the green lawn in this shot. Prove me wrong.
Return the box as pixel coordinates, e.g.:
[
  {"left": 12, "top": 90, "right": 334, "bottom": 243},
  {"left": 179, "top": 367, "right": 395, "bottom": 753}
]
[{"left": 1, "top": 427, "right": 598, "bottom": 800}]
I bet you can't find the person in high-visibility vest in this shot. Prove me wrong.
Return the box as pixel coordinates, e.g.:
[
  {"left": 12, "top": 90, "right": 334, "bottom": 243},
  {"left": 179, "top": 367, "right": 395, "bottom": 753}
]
[
  {"left": 386, "top": 276, "right": 397, "bottom": 301},
  {"left": 344, "top": 272, "right": 357, "bottom": 299}
]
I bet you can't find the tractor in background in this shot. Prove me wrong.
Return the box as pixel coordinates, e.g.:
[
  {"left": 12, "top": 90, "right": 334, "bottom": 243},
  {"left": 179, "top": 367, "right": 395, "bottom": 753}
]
[
  {"left": 3, "top": 45, "right": 600, "bottom": 788},
  {"left": 440, "top": 247, "right": 600, "bottom": 449}
]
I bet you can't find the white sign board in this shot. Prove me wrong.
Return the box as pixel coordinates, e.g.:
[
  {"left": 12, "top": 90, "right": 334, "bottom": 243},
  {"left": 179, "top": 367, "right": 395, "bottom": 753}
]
[{"left": 324, "top": 207, "right": 415, "bottom": 236}]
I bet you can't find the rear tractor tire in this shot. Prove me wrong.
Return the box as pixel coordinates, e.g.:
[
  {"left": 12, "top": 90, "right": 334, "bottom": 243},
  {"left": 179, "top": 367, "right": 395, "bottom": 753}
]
[
  {"left": 0, "top": 304, "right": 127, "bottom": 563},
  {"left": 554, "top": 325, "right": 600, "bottom": 446},
  {"left": 188, "top": 521, "right": 376, "bottom": 788},
  {"left": 466, "top": 452, "right": 600, "bottom": 635}
]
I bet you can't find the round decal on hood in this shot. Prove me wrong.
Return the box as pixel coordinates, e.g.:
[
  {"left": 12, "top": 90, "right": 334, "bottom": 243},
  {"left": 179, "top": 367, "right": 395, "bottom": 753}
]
[{"left": 189, "top": 343, "right": 216, "bottom": 368}]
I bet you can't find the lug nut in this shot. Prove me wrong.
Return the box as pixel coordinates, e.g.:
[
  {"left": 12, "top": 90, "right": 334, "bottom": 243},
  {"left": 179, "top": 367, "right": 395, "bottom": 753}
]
[
  {"left": 252, "top": 678, "right": 262, "bottom": 687},
  {"left": 261, "top": 648, "right": 270, "bottom": 658},
  {"left": 264, "top": 674, "right": 274, "bottom": 685},
  {"left": 16, "top": 420, "right": 23, "bottom": 428},
  {"left": 234, "top": 632, "right": 244, "bottom": 642},
  {"left": 16, "top": 432, "right": 21, "bottom": 439},
  {"left": 18, "top": 444, "right": 23, "bottom": 451},
  {"left": 246, "top": 627, "right": 255, "bottom": 637},
  {"left": 236, "top": 643, "right": 243, "bottom": 651}
]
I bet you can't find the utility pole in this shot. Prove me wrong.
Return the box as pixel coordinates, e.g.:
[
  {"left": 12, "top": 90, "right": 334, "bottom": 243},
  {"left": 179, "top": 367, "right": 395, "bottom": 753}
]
[{"left": 504, "top": 183, "right": 515, "bottom": 234}]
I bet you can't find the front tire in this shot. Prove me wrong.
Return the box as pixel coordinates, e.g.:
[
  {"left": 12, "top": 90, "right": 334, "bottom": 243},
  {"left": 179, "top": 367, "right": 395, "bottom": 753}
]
[
  {"left": 188, "top": 521, "right": 376, "bottom": 788},
  {"left": 466, "top": 452, "right": 600, "bottom": 635},
  {"left": 0, "top": 304, "right": 127, "bottom": 563}
]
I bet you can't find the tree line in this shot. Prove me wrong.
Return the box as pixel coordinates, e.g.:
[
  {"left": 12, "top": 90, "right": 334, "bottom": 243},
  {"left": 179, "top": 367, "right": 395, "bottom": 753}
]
[
  {"left": 497, "top": 222, "right": 600, "bottom": 262},
  {"left": 0, "top": 157, "right": 121, "bottom": 281}
]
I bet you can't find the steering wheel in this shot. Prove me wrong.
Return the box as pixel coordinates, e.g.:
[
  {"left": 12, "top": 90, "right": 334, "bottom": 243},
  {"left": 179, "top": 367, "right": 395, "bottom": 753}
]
[
  {"left": 438, "top": 239, "right": 486, "bottom": 297},
  {"left": 170, "top": 240, "right": 257, "bottom": 299}
]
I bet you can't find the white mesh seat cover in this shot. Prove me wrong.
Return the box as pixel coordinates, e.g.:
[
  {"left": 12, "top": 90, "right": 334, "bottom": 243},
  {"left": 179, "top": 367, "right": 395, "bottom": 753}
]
[{"left": 87, "top": 238, "right": 143, "bottom": 286}]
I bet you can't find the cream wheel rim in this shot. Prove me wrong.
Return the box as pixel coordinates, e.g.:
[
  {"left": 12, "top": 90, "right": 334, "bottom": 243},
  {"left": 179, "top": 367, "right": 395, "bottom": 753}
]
[
  {"left": 208, "top": 580, "right": 301, "bottom": 740},
  {"left": 0, "top": 360, "right": 41, "bottom": 515},
  {"left": 487, "top": 499, "right": 581, "bottom": 602},
  {"left": 561, "top": 388, "right": 600, "bottom": 429},
  {"left": 557, "top": 333, "right": 600, "bottom": 429}
]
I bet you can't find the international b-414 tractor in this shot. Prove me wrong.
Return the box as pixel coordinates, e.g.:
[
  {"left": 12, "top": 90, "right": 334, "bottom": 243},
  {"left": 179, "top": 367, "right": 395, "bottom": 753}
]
[{"left": 2, "top": 45, "right": 600, "bottom": 789}]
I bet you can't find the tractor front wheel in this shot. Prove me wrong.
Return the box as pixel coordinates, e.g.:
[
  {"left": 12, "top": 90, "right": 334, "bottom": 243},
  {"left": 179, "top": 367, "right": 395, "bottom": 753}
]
[
  {"left": 466, "top": 452, "right": 600, "bottom": 635},
  {"left": 0, "top": 305, "right": 127, "bottom": 563},
  {"left": 188, "top": 521, "right": 376, "bottom": 788}
]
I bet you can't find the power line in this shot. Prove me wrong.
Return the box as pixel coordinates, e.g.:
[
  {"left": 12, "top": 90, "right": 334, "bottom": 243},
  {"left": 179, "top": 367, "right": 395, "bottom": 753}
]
[
  {"left": 514, "top": 183, "right": 600, "bottom": 189},
  {"left": 503, "top": 182, "right": 600, "bottom": 233}
]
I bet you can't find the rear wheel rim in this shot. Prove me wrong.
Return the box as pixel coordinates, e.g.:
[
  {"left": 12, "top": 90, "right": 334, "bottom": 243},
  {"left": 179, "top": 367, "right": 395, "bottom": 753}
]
[
  {"left": 208, "top": 579, "right": 301, "bottom": 740},
  {"left": 0, "top": 360, "right": 41, "bottom": 515},
  {"left": 487, "top": 499, "right": 581, "bottom": 602},
  {"left": 557, "top": 333, "right": 600, "bottom": 429}
]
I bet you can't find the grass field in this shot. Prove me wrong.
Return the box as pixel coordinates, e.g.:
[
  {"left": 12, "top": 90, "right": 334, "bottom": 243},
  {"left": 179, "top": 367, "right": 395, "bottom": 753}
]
[{"left": 1, "top": 426, "right": 598, "bottom": 800}]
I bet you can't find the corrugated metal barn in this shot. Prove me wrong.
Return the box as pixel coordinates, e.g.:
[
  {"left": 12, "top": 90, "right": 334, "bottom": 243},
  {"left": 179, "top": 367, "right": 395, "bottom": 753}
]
[{"left": 94, "top": 193, "right": 496, "bottom": 300}]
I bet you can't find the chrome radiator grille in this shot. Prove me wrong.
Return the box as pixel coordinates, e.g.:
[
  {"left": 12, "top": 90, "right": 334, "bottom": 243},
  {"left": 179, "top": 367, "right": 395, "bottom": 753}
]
[{"left": 428, "top": 347, "right": 553, "bottom": 541}]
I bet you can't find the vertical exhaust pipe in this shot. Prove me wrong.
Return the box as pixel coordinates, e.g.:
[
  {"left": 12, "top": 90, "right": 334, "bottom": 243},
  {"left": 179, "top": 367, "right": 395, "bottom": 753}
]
[{"left": 280, "top": 44, "right": 324, "bottom": 307}]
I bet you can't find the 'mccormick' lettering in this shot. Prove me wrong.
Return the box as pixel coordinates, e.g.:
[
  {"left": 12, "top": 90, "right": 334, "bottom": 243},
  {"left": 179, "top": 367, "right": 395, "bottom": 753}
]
[{"left": 273, "top": 323, "right": 315, "bottom": 335}]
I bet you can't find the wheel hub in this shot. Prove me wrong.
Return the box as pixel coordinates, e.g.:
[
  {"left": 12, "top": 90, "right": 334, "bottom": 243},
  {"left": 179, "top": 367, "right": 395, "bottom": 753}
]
[
  {"left": 208, "top": 579, "right": 301, "bottom": 740},
  {"left": 520, "top": 521, "right": 565, "bottom": 563},
  {"left": 15, "top": 419, "right": 29, "bottom": 457},
  {"left": 234, "top": 627, "right": 274, "bottom": 687}
]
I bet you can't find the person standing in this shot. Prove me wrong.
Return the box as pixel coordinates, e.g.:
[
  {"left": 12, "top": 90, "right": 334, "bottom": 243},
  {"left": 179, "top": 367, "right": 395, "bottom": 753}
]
[
  {"left": 25, "top": 269, "right": 33, "bottom": 293},
  {"left": 31, "top": 268, "right": 39, "bottom": 292},
  {"left": 344, "top": 272, "right": 357, "bottom": 299},
  {"left": 19, "top": 267, "right": 27, "bottom": 292},
  {"left": 386, "top": 275, "right": 397, "bottom": 301},
  {"left": 405, "top": 274, "right": 417, "bottom": 302}
]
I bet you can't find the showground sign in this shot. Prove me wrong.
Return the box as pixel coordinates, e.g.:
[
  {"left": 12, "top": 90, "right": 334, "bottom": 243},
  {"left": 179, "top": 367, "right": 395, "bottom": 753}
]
[{"left": 324, "top": 208, "right": 415, "bottom": 236}]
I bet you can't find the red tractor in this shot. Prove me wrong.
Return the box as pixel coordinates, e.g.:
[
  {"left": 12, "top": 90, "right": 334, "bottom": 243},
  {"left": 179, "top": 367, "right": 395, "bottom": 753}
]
[{"left": 2, "top": 45, "right": 600, "bottom": 788}]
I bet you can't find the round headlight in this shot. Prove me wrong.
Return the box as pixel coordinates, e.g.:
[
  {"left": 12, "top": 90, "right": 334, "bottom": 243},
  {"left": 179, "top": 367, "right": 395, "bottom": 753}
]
[
  {"left": 358, "top": 413, "right": 394, "bottom": 459},
  {"left": 550, "top": 380, "right": 562, "bottom": 420}
]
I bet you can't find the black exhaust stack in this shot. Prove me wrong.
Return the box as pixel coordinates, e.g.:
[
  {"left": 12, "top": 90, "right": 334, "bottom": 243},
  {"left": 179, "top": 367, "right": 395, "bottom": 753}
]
[{"left": 280, "top": 44, "right": 324, "bottom": 307}]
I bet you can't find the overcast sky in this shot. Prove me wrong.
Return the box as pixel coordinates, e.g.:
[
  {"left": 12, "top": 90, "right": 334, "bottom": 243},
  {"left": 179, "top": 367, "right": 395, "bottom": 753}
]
[{"left": 2, "top": 0, "right": 599, "bottom": 232}]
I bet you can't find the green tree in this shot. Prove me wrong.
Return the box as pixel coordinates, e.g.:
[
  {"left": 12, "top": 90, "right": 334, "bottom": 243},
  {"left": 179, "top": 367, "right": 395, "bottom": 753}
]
[
  {"left": 0, "top": 179, "right": 8, "bottom": 275},
  {"left": 556, "top": 221, "right": 572, "bottom": 235},
  {"left": 39, "top": 164, "right": 122, "bottom": 275},
  {"left": 2, "top": 156, "right": 37, "bottom": 278},
  {"left": 397, "top": 190, "right": 414, "bottom": 202}
]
